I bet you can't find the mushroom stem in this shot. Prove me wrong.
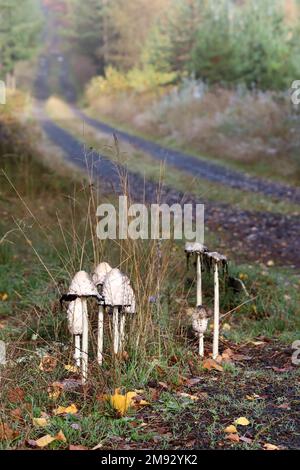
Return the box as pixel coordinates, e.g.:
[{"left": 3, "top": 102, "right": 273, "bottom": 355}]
[
  {"left": 196, "top": 253, "right": 202, "bottom": 306},
  {"left": 199, "top": 332, "right": 204, "bottom": 357},
  {"left": 119, "top": 313, "right": 126, "bottom": 351},
  {"left": 74, "top": 335, "right": 81, "bottom": 368},
  {"left": 97, "top": 305, "right": 104, "bottom": 365},
  {"left": 113, "top": 307, "right": 119, "bottom": 354},
  {"left": 213, "top": 263, "right": 220, "bottom": 359},
  {"left": 81, "top": 298, "right": 89, "bottom": 384}
]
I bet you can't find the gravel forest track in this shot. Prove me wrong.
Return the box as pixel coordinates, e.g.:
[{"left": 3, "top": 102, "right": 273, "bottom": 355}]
[{"left": 33, "top": 47, "right": 300, "bottom": 269}]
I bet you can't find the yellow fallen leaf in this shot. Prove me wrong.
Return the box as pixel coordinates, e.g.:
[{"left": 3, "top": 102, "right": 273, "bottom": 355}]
[
  {"left": 53, "top": 403, "right": 78, "bottom": 415},
  {"left": 235, "top": 417, "right": 250, "bottom": 426},
  {"left": 263, "top": 443, "right": 280, "bottom": 451},
  {"left": 64, "top": 364, "right": 78, "bottom": 373},
  {"left": 224, "top": 425, "right": 237, "bottom": 434},
  {"left": 35, "top": 434, "right": 56, "bottom": 448},
  {"left": 0, "top": 293, "right": 8, "bottom": 301},
  {"left": 108, "top": 389, "right": 137, "bottom": 416},
  {"left": 222, "top": 323, "right": 231, "bottom": 331},
  {"left": 32, "top": 417, "right": 49, "bottom": 428}
]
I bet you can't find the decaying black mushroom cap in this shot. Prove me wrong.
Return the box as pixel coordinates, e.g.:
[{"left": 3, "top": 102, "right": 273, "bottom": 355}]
[{"left": 185, "top": 242, "right": 208, "bottom": 269}]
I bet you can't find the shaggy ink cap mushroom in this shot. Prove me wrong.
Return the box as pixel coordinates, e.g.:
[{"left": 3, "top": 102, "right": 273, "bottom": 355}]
[{"left": 102, "top": 268, "right": 136, "bottom": 313}]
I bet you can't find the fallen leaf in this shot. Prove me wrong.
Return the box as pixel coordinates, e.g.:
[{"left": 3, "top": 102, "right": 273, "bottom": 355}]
[
  {"left": 226, "top": 433, "right": 240, "bottom": 442},
  {"left": 53, "top": 403, "right": 78, "bottom": 415},
  {"left": 48, "top": 382, "right": 64, "bottom": 400},
  {"left": 222, "top": 323, "right": 231, "bottom": 331},
  {"left": 240, "top": 436, "right": 253, "bottom": 444},
  {"left": 7, "top": 387, "right": 25, "bottom": 403},
  {"left": 271, "top": 366, "right": 293, "bottom": 373},
  {"left": 177, "top": 392, "right": 199, "bottom": 401},
  {"left": 235, "top": 417, "right": 250, "bottom": 426},
  {"left": 0, "top": 423, "right": 18, "bottom": 441},
  {"left": 10, "top": 408, "right": 23, "bottom": 422},
  {"left": 0, "top": 293, "right": 8, "bottom": 301},
  {"left": 276, "top": 403, "right": 291, "bottom": 410},
  {"left": 39, "top": 356, "right": 57, "bottom": 372},
  {"left": 34, "top": 430, "right": 66, "bottom": 448},
  {"left": 203, "top": 358, "right": 223, "bottom": 372},
  {"left": 33, "top": 417, "right": 49, "bottom": 427},
  {"left": 56, "top": 430, "right": 67, "bottom": 442},
  {"left": 35, "top": 434, "right": 56, "bottom": 448},
  {"left": 186, "top": 377, "right": 201, "bottom": 387},
  {"left": 224, "top": 425, "right": 237, "bottom": 434},
  {"left": 158, "top": 381, "right": 169, "bottom": 389},
  {"left": 263, "top": 443, "right": 280, "bottom": 451},
  {"left": 246, "top": 393, "right": 261, "bottom": 401}
]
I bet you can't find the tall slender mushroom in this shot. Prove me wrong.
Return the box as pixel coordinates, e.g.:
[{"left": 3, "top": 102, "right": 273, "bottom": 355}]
[
  {"left": 60, "top": 271, "right": 101, "bottom": 384},
  {"left": 205, "top": 252, "right": 227, "bottom": 359},
  {"left": 92, "top": 262, "right": 112, "bottom": 365},
  {"left": 102, "top": 268, "right": 135, "bottom": 355},
  {"left": 191, "top": 305, "right": 211, "bottom": 357},
  {"left": 185, "top": 242, "right": 208, "bottom": 306}
]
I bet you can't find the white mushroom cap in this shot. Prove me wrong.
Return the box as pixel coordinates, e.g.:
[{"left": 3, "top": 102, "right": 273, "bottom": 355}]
[
  {"left": 102, "top": 268, "right": 135, "bottom": 310},
  {"left": 206, "top": 252, "right": 227, "bottom": 263},
  {"left": 92, "top": 262, "right": 112, "bottom": 286},
  {"left": 124, "top": 284, "right": 136, "bottom": 314},
  {"left": 67, "top": 298, "right": 83, "bottom": 335},
  {"left": 185, "top": 242, "right": 208, "bottom": 254},
  {"left": 68, "top": 270, "right": 101, "bottom": 298}
]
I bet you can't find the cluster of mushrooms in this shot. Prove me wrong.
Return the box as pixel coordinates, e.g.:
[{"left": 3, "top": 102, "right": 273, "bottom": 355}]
[
  {"left": 185, "top": 243, "right": 228, "bottom": 359},
  {"left": 60, "top": 263, "right": 135, "bottom": 384}
]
